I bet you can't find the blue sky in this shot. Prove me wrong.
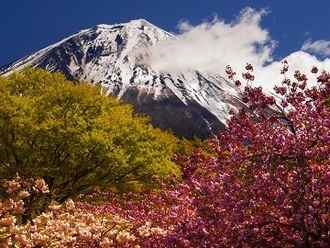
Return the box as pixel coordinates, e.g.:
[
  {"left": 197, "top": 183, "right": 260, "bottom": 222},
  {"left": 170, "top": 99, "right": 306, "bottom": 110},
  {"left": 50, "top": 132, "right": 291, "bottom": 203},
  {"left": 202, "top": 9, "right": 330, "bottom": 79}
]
[{"left": 1, "top": 0, "right": 329, "bottom": 89}]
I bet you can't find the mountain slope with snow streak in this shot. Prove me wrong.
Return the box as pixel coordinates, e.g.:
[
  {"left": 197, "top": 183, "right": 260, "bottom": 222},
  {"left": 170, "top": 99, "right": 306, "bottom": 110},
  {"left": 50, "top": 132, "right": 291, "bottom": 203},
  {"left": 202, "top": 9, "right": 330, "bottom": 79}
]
[{"left": 0, "top": 19, "right": 246, "bottom": 139}]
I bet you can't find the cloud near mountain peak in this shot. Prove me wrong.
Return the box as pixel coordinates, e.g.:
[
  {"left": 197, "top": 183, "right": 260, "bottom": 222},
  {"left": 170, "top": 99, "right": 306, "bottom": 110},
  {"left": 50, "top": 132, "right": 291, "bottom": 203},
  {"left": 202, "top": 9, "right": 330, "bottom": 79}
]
[
  {"left": 145, "top": 8, "right": 274, "bottom": 74},
  {"left": 143, "top": 7, "right": 330, "bottom": 91}
]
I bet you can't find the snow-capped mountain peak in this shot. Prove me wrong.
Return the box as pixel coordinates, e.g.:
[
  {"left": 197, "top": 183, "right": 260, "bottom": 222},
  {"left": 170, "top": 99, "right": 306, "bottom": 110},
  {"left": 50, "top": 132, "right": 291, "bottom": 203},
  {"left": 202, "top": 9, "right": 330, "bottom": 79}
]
[{"left": 0, "top": 19, "right": 245, "bottom": 139}]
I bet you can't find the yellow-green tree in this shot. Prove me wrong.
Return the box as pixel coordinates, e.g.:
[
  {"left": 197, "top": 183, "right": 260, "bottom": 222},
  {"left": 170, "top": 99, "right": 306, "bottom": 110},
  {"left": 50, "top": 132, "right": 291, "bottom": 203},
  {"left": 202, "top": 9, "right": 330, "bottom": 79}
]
[{"left": 0, "top": 67, "right": 180, "bottom": 202}]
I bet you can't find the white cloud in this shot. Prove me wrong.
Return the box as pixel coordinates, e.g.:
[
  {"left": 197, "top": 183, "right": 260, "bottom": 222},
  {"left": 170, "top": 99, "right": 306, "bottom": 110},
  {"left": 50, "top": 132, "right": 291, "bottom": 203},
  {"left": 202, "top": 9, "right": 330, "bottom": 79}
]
[
  {"left": 145, "top": 7, "right": 274, "bottom": 74},
  {"left": 143, "top": 7, "right": 330, "bottom": 92},
  {"left": 256, "top": 51, "right": 330, "bottom": 92},
  {"left": 301, "top": 39, "right": 330, "bottom": 58}
]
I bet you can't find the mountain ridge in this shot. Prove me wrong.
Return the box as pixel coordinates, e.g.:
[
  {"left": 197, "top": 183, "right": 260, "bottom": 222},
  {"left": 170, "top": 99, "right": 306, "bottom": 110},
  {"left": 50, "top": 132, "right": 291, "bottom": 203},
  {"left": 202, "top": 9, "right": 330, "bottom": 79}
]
[{"left": 0, "top": 19, "right": 246, "bottom": 139}]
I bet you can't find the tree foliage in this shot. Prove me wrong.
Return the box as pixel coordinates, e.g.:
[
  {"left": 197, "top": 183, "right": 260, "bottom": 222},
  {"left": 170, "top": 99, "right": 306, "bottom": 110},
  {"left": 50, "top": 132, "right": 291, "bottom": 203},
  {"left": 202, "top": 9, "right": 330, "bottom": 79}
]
[
  {"left": 2, "top": 64, "right": 330, "bottom": 247},
  {"left": 0, "top": 67, "right": 181, "bottom": 202}
]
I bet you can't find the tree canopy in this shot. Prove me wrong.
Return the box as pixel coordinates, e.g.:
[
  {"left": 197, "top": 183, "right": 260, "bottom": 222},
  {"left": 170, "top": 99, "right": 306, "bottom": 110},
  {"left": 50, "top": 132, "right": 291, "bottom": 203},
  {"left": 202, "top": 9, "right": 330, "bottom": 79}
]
[{"left": 0, "top": 67, "right": 181, "bottom": 202}]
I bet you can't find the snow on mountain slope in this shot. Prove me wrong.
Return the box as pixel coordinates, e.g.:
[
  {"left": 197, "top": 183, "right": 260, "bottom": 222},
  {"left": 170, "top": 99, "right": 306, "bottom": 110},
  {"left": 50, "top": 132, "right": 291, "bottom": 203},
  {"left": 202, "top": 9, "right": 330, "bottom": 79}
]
[{"left": 0, "top": 19, "right": 246, "bottom": 139}]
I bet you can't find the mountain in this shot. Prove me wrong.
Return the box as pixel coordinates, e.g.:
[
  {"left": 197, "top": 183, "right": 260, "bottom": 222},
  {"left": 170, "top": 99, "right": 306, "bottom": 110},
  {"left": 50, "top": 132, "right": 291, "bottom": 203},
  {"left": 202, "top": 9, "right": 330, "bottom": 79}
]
[{"left": 0, "top": 19, "right": 246, "bottom": 139}]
